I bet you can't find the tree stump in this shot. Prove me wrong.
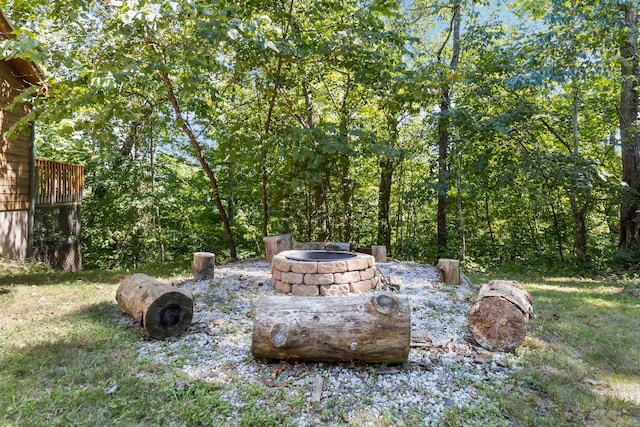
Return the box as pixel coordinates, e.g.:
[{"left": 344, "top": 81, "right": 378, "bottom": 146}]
[
  {"left": 116, "top": 274, "right": 193, "bottom": 340},
  {"left": 252, "top": 291, "right": 410, "bottom": 363},
  {"left": 436, "top": 258, "right": 460, "bottom": 284},
  {"left": 372, "top": 245, "right": 387, "bottom": 263},
  {"left": 264, "top": 234, "right": 293, "bottom": 263},
  {"left": 192, "top": 252, "right": 215, "bottom": 281},
  {"left": 467, "top": 280, "right": 533, "bottom": 352}
]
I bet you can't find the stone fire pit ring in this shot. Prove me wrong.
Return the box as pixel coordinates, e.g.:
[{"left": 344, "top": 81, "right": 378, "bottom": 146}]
[{"left": 270, "top": 250, "right": 378, "bottom": 296}]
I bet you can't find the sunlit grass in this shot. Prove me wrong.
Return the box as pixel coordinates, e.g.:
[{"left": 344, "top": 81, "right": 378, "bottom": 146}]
[
  {"left": 465, "top": 271, "right": 640, "bottom": 426},
  {"left": 2, "top": 261, "right": 639, "bottom": 425}
]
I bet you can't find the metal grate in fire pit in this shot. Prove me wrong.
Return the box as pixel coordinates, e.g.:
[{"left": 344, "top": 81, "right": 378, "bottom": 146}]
[{"left": 285, "top": 250, "right": 357, "bottom": 262}]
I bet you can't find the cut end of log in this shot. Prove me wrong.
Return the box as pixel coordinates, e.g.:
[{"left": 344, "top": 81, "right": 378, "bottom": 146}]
[
  {"left": 467, "top": 280, "right": 533, "bottom": 352},
  {"left": 116, "top": 274, "right": 194, "bottom": 340},
  {"left": 145, "top": 291, "right": 193, "bottom": 340}
]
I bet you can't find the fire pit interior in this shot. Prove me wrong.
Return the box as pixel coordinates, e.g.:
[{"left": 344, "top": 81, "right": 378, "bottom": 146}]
[
  {"left": 285, "top": 251, "right": 357, "bottom": 262},
  {"left": 271, "top": 250, "right": 378, "bottom": 296}
]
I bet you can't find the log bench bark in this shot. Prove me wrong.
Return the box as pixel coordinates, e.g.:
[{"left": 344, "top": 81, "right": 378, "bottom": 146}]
[
  {"left": 467, "top": 280, "right": 533, "bottom": 352},
  {"left": 436, "top": 258, "right": 460, "bottom": 284},
  {"left": 192, "top": 252, "right": 215, "bottom": 280},
  {"left": 251, "top": 291, "right": 410, "bottom": 363},
  {"left": 116, "top": 273, "right": 193, "bottom": 340}
]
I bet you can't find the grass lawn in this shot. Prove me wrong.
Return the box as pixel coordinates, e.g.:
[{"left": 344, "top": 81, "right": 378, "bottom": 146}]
[{"left": 1, "top": 260, "right": 639, "bottom": 426}]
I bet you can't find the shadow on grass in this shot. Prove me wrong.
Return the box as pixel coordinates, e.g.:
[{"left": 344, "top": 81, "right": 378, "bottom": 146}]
[
  {"left": 0, "top": 300, "right": 238, "bottom": 425},
  {"left": 0, "top": 261, "right": 191, "bottom": 287}
]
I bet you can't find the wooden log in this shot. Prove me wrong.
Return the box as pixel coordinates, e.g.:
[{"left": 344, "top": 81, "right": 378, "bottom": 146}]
[
  {"left": 251, "top": 291, "right": 410, "bottom": 363},
  {"left": 192, "top": 252, "right": 215, "bottom": 281},
  {"left": 467, "top": 280, "right": 533, "bottom": 352},
  {"left": 436, "top": 258, "right": 460, "bottom": 284},
  {"left": 264, "top": 233, "right": 293, "bottom": 263},
  {"left": 116, "top": 273, "right": 193, "bottom": 340},
  {"left": 372, "top": 245, "right": 387, "bottom": 263}
]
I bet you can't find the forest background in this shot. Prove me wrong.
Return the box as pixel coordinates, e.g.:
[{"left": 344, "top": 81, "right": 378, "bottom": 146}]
[{"left": 3, "top": 0, "right": 639, "bottom": 272}]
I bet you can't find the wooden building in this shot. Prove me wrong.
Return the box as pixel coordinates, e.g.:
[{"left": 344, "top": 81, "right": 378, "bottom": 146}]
[{"left": 1, "top": 10, "right": 83, "bottom": 270}]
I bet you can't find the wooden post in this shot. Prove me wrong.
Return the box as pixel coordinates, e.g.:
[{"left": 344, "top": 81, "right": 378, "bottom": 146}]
[
  {"left": 263, "top": 233, "right": 293, "bottom": 263},
  {"left": 372, "top": 245, "right": 387, "bottom": 263},
  {"left": 467, "top": 280, "right": 533, "bottom": 352},
  {"left": 251, "top": 291, "right": 410, "bottom": 363},
  {"left": 116, "top": 274, "right": 193, "bottom": 339},
  {"left": 436, "top": 258, "right": 460, "bottom": 284},
  {"left": 192, "top": 252, "right": 215, "bottom": 281}
]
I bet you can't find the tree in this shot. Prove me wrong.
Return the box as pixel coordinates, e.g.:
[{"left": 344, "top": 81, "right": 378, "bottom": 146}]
[{"left": 619, "top": 0, "right": 640, "bottom": 253}]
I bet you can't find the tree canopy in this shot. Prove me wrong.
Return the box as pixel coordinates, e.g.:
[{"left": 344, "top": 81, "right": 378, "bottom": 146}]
[{"left": 2, "top": 0, "right": 637, "bottom": 270}]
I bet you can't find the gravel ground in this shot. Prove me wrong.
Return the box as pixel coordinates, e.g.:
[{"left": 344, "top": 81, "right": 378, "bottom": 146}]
[{"left": 132, "top": 259, "right": 517, "bottom": 425}]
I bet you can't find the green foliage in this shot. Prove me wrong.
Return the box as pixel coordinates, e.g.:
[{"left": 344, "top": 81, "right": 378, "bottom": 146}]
[{"left": 1, "top": 0, "right": 630, "bottom": 268}]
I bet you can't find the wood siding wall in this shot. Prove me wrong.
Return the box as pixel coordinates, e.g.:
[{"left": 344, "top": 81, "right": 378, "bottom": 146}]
[{"left": 1, "top": 60, "right": 33, "bottom": 259}]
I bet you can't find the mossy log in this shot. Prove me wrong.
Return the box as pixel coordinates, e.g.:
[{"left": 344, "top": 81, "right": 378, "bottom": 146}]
[
  {"left": 251, "top": 291, "right": 410, "bottom": 363},
  {"left": 467, "top": 280, "right": 533, "bottom": 352},
  {"left": 116, "top": 273, "right": 193, "bottom": 339}
]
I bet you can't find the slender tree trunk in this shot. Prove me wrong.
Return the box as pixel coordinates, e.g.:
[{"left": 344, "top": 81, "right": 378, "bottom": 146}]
[
  {"left": 435, "top": 1, "right": 461, "bottom": 257},
  {"left": 456, "top": 149, "right": 465, "bottom": 260},
  {"left": 485, "top": 193, "right": 495, "bottom": 248},
  {"left": 378, "top": 115, "right": 397, "bottom": 248},
  {"left": 339, "top": 80, "right": 353, "bottom": 243},
  {"left": 550, "top": 192, "right": 565, "bottom": 262},
  {"left": 150, "top": 127, "right": 165, "bottom": 263},
  {"left": 261, "top": 0, "right": 295, "bottom": 237},
  {"left": 378, "top": 157, "right": 394, "bottom": 248},
  {"left": 160, "top": 70, "right": 237, "bottom": 260},
  {"left": 569, "top": 84, "right": 588, "bottom": 261},
  {"left": 619, "top": 0, "right": 640, "bottom": 252}
]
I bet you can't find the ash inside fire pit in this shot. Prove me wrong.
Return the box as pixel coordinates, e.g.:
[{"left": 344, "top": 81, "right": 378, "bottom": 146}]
[
  {"left": 285, "top": 250, "right": 357, "bottom": 262},
  {"left": 271, "top": 250, "right": 378, "bottom": 296}
]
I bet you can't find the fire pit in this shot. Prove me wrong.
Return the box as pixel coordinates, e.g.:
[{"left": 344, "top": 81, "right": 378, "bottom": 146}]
[{"left": 270, "top": 250, "right": 378, "bottom": 296}]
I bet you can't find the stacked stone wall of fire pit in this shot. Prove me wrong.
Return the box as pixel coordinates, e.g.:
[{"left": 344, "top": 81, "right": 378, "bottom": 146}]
[{"left": 271, "top": 250, "right": 378, "bottom": 296}]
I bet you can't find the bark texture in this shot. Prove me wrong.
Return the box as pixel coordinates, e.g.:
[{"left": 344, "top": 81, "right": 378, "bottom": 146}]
[
  {"left": 467, "top": 280, "right": 532, "bottom": 352},
  {"left": 252, "top": 291, "right": 410, "bottom": 363},
  {"left": 116, "top": 273, "right": 193, "bottom": 339}
]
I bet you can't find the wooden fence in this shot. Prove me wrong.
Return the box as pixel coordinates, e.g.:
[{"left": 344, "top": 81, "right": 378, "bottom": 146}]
[{"left": 34, "top": 159, "right": 84, "bottom": 206}]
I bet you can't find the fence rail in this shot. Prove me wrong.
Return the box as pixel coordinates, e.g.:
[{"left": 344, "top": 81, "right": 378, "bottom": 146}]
[{"left": 35, "top": 159, "right": 84, "bottom": 205}]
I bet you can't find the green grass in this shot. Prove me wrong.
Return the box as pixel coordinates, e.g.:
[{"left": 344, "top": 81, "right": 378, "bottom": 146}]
[
  {"left": 1, "top": 260, "right": 639, "bottom": 425},
  {"left": 464, "top": 270, "right": 640, "bottom": 426}
]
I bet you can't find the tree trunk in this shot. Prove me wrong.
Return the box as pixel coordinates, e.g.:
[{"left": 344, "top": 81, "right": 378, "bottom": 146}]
[
  {"left": 467, "top": 280, "right": 532, "bottom": 352},
  {"left": 456, "top": 150, "right": 466, "bottom": 260},
  {"left": 116, "top": 274, "right": 193, "bottom": 339},
  {"left": 378, "top": 115, "right": 397, "bottom": 249},
  {"left": 251, "top": 291, "right": 410, "bottom": 363},
  {"left": 435, "top": 1, "right": 461, "bottom": 257},
  {"left": 619, "top": 0, "right": 640, "bottom": 252},
  {"left": 378, "top": 157, "right": 394, "bottom": 248},
  {"left": 159, "top": 69, "right": 237, "bottom": 260}
]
